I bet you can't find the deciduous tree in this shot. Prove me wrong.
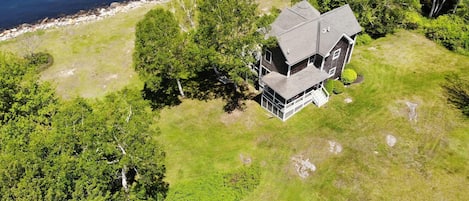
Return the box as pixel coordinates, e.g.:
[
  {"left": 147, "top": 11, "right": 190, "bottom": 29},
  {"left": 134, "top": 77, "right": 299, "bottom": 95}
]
[{"left": 196, "top": 0, "right": 260, "bottom": 86}]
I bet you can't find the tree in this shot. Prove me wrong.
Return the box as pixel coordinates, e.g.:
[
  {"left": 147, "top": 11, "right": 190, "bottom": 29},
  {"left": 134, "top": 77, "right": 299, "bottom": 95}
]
[
  {"left": 0, "top": 52, "right": 168, "bottom": 200},
  {"left": 350, "top": 0, "right": 417, "bottom": 38},
  {"left": 455, "top": 0, "right": 469, "bottom": 21},
  {"left": 134, "top": 8, "right": 191, "bottom": 108},
  {"left": 195, "top": 0, "right": 262, "bottom": 111},
  {"left": 292, "top": 0, "right": 418, "bottom": 38},
  {"left": 0, "top": 52, "right": 57, "bottom": 125},
  {"left": 0, "top": 89, "right": 169, "bottom": 200},
  {"left": 442, "top": 74, "right": 469, "bottom": 117},
  {"left": 196, "top": 0, "right": 260, "bottom": 86},
  {"left": 170, "top": 0, "right": 197, "bottom": 31},
  {"left": 421, "top": 0, "right": 461, "bottom": 17}
]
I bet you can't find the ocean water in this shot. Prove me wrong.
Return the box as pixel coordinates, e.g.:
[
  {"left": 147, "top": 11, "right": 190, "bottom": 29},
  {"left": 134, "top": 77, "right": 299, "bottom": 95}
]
[{"left": 0, "top": 0, "right": 130, "bottom": 30}]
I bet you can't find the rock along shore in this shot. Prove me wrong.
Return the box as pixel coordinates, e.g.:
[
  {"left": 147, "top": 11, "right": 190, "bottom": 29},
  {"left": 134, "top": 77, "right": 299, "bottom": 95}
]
[{"left": 0, "top": 0, "right": 168, "bottom": 42}]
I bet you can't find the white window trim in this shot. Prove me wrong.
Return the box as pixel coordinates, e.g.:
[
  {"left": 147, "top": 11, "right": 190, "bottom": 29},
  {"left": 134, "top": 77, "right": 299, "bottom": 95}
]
[
  {"left": 261, "top": 66, "right": 271, "bottom": 76},
  {"left": 332, "top": 49, "right": 341, "bottom": 60},
  {"left": 328, "top": 67, "right": 336, "bottom": 77},
  {"left": 265, "top": 50, "right": 272, "bottom": 64},
  {"left": 308, "top": 55, "right": 315, "bottom": 66}
]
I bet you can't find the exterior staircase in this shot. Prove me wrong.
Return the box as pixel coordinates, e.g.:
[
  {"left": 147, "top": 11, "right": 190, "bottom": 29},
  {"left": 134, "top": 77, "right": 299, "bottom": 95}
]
[{"left": 311, "top": 87, "right": 329, "bottom": 107}]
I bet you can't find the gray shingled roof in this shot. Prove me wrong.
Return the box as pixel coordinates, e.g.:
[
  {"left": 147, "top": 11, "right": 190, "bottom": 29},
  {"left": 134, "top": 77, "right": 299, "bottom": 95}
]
[
  {"left": 270, "top": 1, "right": 320, "bottom": 37},
  {"left": 262, "top": 66, "right": 330, "bottom": 99},
  {"left": 290, "top": 1, "right": 320, "bottom": 21},
  {"left": 269, "top": 2, "right": 361, "bottom": 65}
]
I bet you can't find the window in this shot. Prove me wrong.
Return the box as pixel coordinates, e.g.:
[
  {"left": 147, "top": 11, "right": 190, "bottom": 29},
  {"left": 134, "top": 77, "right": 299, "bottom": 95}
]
[
  {"left": 265, "top": 50, "right": 272, "bottom": 63},
  {"left": 328, "top": 67, "right": 336, "bottom": 77},
  {"left": 332, "top": 49, "right": 341, "bottom": 60},
  {"left": 308, "top": 55, "right": 315, "bottom": 65}
]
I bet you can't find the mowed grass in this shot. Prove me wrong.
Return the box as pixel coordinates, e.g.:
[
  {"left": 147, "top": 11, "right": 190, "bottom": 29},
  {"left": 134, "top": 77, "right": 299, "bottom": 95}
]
[
  {"left": 158, "top": 31, "right": 469, "bottom": 200},
  {"left": 0, "top": 2, "right": 166, "bottom": 99}
]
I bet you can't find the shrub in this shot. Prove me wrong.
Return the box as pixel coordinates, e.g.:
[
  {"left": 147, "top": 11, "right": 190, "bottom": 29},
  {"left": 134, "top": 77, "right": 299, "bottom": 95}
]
[
  {"left": 325, "top": 80, "right": 334, "bottom": 94},
  {"left": 423, "top": 15, "right": 469, "bottom": 56},
  {"left": 403, "top": 11, "right": 425, "bottom": 30},
  {"left": 333, "top": 80, "right": 345, "bottom": 94},
  {"left": 341, "top": 68, "right": 358, "bottom": 84},
  {"left": 25, "top": 52, "right": 54, "bottom": 72},
  {"left": 355, "top": 33, "right": 373, "bottom": 45}
]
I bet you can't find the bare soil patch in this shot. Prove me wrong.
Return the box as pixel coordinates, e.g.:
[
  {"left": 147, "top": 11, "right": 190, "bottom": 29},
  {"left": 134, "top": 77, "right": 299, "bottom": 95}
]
[{"left": 291, "top": 155, "right": 316, "bottom": 179}]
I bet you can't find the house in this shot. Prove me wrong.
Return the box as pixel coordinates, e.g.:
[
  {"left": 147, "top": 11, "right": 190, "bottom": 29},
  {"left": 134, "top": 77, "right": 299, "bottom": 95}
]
[{"left": 255, "top": 1, "right": 361, "bottom": 121}]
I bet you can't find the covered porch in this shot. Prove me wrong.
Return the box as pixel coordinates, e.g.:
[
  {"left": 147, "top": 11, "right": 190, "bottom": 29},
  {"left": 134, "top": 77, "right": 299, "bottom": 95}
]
[{"left": 261, "top": 66, "right": 330, "bottom": 121}]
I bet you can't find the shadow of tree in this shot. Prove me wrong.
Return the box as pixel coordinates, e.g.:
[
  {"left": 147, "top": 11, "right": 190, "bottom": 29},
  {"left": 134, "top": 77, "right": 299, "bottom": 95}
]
[
  {"left": 142, "top": 69, "right": 258, "bottom": 113},
  {"left": 142, "top": 79, "right": 181, "bottom": 110}
]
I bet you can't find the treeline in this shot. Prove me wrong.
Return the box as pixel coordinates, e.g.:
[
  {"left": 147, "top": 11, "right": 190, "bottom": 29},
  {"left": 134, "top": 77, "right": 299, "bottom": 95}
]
[{"left": 0, "top": 53, "right": 168, "bottom": 200}]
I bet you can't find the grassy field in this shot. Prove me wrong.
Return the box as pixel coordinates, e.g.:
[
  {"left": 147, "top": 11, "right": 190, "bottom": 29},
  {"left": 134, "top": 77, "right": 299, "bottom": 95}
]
[
  {"left": 1, "top": 0, "right": 468, "bottom": 199},
  {"left": 0, "top": 2, "right": 166, "bottom": 99},
  {"left": 158, "top": 31, "right": 469, "bottom": 200}
]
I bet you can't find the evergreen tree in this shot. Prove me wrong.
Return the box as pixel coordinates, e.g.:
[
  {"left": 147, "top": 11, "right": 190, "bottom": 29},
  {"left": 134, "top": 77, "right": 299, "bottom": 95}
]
[{"left": 134, "top": 8, "right": 191, "bottom": 108}]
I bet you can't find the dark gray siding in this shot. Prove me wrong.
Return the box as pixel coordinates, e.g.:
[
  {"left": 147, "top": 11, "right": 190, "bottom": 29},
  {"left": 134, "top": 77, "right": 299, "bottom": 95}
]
[
  {"left": 262, "top": 47, "right": 288, "bottom": 76},
  {"left": 290, "top": 59, "right": 308, "bottom": 75},
  {"left": 323, "top": 37, "right": 351, "bottom": 79},
  {"left": 313, "top": 54, "right": 323, "bottom": 69}
]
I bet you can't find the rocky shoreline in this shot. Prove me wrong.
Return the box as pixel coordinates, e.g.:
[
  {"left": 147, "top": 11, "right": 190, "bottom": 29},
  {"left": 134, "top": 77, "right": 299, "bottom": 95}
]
[{"left": 0, "top": 0, "right": 167, "bottom": 42}]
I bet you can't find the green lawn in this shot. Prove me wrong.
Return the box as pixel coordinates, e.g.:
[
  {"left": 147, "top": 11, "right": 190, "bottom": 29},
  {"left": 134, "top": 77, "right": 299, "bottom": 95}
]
[
  {"left": 1, "top": 1, "right": 468, "bottom": 199},
  {"left": 158, "top": 31, "right": 469, "bottom": 200}
]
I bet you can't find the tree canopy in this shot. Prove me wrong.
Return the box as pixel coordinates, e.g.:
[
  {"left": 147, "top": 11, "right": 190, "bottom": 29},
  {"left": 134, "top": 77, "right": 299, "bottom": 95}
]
[
  {"left": 292, "top": 0, "right": 420, "bottom": 38},
  {"left": 0, "top": 52, "right": 168, "bottom": 200},
  {"left": 196, "top": 0, "right": 261, "bottom": 85}
]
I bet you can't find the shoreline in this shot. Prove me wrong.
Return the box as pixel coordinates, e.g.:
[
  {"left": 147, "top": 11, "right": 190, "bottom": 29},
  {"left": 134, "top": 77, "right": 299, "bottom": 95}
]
[{"left": 0, "top": 0, "right": 167, "bottom": 42}]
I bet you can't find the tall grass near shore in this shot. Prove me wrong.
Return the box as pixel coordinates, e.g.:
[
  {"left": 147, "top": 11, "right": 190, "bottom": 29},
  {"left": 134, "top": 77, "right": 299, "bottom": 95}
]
[{"left": 0, "top": 3, "right": 163, "bottom": 98}]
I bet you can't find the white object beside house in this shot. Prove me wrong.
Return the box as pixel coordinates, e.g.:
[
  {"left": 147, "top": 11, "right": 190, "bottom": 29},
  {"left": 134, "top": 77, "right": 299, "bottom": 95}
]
[{"left": 256, "top": 1, "right": 361, "bottom": 121}]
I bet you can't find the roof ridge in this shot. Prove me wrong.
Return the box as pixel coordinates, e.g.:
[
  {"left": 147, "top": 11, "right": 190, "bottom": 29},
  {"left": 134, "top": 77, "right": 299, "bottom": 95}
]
[
  {"left": 277, "top": 17, "right": 318, "bottom": 37},
  {"left": 316, "top": 20, "right": 321, "bottom": 56},
  {"left": 286, "top": 7, "right": 308, "bottom": 20}
]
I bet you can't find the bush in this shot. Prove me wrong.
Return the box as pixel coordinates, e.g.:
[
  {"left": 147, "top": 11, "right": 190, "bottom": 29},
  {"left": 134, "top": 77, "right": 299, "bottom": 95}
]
[
  {"left": 341, "top": 68, "right": 358, "bottom": 84},
  {"left": 325, "top": 80, "right": 334, "bottom": 94},
  {"left": 403, "top": 11, "right": 425, "bottom": 30},
  {"left": 25, "top": 52, "right": 54, "bottom": 72},
  {"left": 355, "top": 33, "right": 373, "bottom": 45},
  {"left": 332, "top": 80, "right": 345, "bottom": 94},
  {"left": 423, "top": 15, "right": 469, "bottom": 56}
]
